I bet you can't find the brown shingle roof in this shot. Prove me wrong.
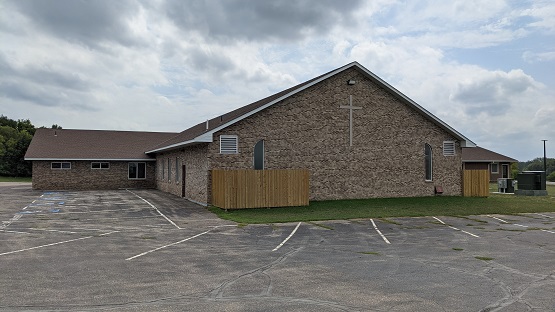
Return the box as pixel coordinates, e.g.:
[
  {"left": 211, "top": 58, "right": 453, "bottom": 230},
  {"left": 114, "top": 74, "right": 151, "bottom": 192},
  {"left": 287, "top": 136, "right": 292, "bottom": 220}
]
[
  {"left": 462, "top": 147, "right": 518, "bottom": 163},
  {"left": 25, "top": 128, "right": 177, "bottom": 160}
]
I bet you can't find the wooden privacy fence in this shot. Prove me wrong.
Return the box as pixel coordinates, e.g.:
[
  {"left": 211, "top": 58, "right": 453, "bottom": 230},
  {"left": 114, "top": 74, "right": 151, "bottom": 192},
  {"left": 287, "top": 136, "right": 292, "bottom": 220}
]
[
  {"left": 211, "top": 169, "right": 309, "bottom": 209},
  {"left": 463, "top": 169, "right": 489, "bottom": 197}
]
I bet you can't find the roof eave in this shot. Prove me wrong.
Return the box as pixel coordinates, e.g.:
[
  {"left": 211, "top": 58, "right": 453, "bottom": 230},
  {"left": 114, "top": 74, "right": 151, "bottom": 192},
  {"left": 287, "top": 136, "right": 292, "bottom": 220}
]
[
  {"left": 145, "top": 135, "right": 212, "bottom": 154},
  {"left": 463, "top": 159, "right": 518, "bottom": 163},
  {"left": 24, "top": 158, "right": 156, "bottom": 161}
]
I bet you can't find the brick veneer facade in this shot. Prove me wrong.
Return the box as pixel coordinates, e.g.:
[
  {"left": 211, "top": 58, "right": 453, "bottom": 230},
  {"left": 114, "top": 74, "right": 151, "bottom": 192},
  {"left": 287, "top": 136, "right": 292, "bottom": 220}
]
[
  {"left": 156, "top": 144, "right": 209, "bottom": 205},
  {"left": 160, "top": 67, "right": 463, "bottom": 205},
  {"left": 31, "top": 161, "right": 156, "bottom": 190}
]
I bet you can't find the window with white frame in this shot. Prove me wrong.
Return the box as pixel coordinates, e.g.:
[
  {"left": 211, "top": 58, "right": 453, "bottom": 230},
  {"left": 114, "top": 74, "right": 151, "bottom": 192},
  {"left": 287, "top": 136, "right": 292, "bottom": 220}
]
[
  {"left": 425, "top": 144, "right": 433, "bottom": 181},
  {"left": 128, "top": 162, "right": 146, "bottom": 179},
  {"left": 51, "top": 162, "right": 71, "bottom": 169},
  {"left": 443, "top": 141, "right": 456, "bottom": 156},
  {"left": 491, "top": 163, "right": 498, "bottom": 173},
  {"left": 220, "top": 135, "right": 238, "bottom": 154},
  {"left": 91, "top": 162, "right": 110, "bottom": 169}
]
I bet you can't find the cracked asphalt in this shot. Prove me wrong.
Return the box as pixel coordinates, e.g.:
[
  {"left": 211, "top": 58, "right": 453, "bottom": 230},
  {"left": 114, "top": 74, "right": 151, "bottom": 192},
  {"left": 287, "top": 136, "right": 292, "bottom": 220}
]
[{"left": 1, "top": 183, "right": 554, "bottom": 311}]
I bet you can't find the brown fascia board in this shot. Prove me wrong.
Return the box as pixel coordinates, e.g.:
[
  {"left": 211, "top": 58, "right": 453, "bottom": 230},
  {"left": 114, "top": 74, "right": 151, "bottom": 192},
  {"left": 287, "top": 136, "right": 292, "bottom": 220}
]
[{"left": 146, "top": 62, "right": 476, "bottom": 154}]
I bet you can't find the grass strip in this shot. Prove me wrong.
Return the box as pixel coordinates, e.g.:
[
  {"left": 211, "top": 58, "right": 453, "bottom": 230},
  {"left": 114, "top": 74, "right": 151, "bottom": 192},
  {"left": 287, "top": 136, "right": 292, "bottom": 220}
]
[
  {"left": 0, "top": 176, "right": 32, "bottom": 183},
  {"left": 208, "top": 192, "right": 555, "bottom": 224}
]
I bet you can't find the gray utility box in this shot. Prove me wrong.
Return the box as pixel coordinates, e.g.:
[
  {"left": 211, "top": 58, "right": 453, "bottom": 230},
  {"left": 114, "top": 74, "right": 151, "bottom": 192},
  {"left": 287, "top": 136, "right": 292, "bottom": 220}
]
[
  {"left": 497, "top": 178, "right": 515, "bottom": 193},
  {"left": 517, "top": 171, "right": 546, "bottom": 190}
]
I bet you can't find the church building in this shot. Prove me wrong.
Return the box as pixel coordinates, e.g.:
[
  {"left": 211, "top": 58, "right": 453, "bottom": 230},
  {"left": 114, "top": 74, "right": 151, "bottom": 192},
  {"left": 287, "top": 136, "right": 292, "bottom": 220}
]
[{"left": 25, "top": 62, "right": 476, "bottom": 206}]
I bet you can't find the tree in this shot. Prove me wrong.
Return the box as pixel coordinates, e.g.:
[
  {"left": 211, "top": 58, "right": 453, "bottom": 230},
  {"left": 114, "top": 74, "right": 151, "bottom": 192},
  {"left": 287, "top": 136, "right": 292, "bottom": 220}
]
[
  {"left": 518, "top": 157, "right": 555, "bottom": 177},
  {"left": 0, "top": 115, "right": 36, "bottom": 177}
]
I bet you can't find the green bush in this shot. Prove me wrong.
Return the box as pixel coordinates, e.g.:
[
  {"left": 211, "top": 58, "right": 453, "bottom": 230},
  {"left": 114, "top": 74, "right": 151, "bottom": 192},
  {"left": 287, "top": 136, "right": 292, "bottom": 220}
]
[{"left": 548, "top": 171, "right": 555, "bottom": 182}]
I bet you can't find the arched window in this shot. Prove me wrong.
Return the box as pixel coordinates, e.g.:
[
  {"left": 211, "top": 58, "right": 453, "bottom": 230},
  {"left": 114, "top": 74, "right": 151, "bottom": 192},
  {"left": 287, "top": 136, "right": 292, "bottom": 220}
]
[
  {"left": 425, "top": 143, "right": 433, "bottom": 181},
  {"left": 254, "top": 140, "right": 264, "bottom": 170}
]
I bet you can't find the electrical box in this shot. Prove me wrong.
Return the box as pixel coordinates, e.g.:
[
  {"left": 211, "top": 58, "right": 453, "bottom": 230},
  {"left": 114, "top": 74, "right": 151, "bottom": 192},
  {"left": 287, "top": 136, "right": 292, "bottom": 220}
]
[{"left": 497, "top": 178, "right": 514, "bottom": 193}]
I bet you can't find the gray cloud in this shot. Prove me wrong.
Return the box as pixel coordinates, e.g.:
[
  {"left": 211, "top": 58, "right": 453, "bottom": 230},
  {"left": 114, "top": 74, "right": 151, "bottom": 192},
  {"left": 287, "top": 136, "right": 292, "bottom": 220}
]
[
  {"left": 165, "top": 0, "right": 363, "bottom": 43},
  {"left": 0, "top": 54, "right": 95, "bottom": 109},
  {"left": 450, "top": 70, "right": 536, "bottom": 115},
  {"left": 8, "top": 0, "right": 143, "bottom": 48},
  {"left": 0, "top": 54, "right": 91, "bottom": 92},
  {"left": 186, "top": 47, "right": 237, "bottom": 75},
  {"left": 0, "top": 80, "right": 98, "bottom": 110}
]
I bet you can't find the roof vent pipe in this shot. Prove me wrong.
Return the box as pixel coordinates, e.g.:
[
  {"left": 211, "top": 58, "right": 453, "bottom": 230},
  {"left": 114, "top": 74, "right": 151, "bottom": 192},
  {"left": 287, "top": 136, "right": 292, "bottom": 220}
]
[
  {"left": 206, "top": 119, "right": 209, "bottom": 130},
  {"left": 54, "top": 130, "right": 57, "bottom": 136}
]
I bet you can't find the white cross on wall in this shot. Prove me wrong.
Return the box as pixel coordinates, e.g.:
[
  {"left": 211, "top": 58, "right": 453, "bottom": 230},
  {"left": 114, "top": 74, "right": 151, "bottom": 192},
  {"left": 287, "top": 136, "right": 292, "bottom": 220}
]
[{"left": 339, "top": 95, "right": 362, "bottom": 146}]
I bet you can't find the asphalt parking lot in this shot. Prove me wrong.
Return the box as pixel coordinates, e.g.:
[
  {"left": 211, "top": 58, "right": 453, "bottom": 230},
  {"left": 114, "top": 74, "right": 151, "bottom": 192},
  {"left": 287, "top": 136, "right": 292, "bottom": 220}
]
[{"left": 1, "top": 183, "right": 554, "bottom": 311}]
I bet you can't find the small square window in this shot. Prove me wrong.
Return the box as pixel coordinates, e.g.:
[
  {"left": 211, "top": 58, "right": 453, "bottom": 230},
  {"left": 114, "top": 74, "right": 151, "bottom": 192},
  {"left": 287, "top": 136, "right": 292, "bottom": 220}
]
[{"left": 491, "top": 163, "right": 499, "bottom": 173}]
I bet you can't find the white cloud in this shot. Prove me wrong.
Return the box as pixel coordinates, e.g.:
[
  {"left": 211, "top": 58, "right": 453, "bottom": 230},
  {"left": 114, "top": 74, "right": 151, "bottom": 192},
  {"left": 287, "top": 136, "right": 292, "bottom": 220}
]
[{"left": 523, "top": 50, "right": 555, "bottom": 63}]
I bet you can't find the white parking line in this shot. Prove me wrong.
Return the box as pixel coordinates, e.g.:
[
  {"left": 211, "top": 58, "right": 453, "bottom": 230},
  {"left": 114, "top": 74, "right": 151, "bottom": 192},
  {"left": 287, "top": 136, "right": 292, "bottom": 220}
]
[
  {"left": 487, "top": 215, "right": 509, "bottom": 223},
  {"left": 370, "top": 219, "right": 391, "bottom": 244},
  {"left": 433, "top": 217, "right": 479, "bottom": 238},
  {"left": 535, "top": 213, "right": 554, "bottom": 219},
  {"left": 487, "top": 215, "right": 529, "bottom": 228},
  {"left": 126, "top": 229, "right": 212, "bottom": 260},
  {"left": 541, "top": 229, "right": 555, "bottom": 234},
  {"left": 273, "top": 222, "right": 302, "bottom": 251},
  {"left": 0, "top": 231, "right": 118, "bottom": 257},
  {"left": 0, "top": 229, "right": 31, "bottom": 234},
  {"left": 126, "top": 189, "right": 181, "bottom": 229}
]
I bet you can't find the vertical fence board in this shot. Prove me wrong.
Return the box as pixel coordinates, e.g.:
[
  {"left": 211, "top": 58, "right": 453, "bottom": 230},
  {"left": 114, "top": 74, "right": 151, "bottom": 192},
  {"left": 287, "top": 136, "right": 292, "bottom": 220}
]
[
  {"left": 463, "top": 169, "right": 489, "bottom": 197},
  {"left": 211, "top": 169, "right": 310, "bottom": 209}
]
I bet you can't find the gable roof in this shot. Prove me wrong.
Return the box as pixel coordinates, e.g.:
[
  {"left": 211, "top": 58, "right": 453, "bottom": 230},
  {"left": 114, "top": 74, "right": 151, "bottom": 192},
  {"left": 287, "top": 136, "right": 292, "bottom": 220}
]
[
  {"left": 462, "top": 146, "right": 518, "bottom": 163},
  {"left": 25, "top": 128, "right": 177, "bottom": 161},
  {"left": 147, "top": 61, "right": 475, "bottom": 154}
]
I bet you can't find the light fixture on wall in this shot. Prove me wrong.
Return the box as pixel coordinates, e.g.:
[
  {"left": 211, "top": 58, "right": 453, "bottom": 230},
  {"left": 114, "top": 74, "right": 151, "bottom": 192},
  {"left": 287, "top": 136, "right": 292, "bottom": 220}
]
[{"left": 348, "top": 80, "right": 356, "bottom": 85}]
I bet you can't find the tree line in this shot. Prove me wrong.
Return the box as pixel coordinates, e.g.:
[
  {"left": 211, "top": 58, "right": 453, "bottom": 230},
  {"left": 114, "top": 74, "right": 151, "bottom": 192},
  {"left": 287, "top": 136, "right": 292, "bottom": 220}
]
[
  {"left": 0, "top": 115, "right": 61, "bottom": 177},
  {"left": 518, "top": 158, "right": 555, "bottom": 181}
]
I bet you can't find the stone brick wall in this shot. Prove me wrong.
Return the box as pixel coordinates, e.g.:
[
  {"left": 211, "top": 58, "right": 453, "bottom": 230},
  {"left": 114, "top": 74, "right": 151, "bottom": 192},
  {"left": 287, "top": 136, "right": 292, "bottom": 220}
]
[
  {"left": 207, "top": 67, "right": 464, "bottom": 200},
  {"left": 31, "top": 161, "right": 156, "bottom": 190},
  {"left": 156, "top": 144, "right": 210, "bottom": 205}
]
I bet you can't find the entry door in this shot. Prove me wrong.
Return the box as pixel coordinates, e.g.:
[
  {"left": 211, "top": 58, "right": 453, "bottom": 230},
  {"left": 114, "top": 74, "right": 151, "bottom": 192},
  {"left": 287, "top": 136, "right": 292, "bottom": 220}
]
[
  {"left": 181, "top": 165, "right": 186, "bottom": 197},
  {"left": 502, "top": 164, "right": 509, "bottom": 178}
]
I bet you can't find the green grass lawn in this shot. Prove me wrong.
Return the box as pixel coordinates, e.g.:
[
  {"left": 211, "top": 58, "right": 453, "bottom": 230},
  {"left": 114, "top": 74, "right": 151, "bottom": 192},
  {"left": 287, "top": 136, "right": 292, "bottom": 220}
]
[
  {"left": 209, "top": 185, "right": 555, "bottom": 224},
  {"left": 0, "top": 176, "right": 32, "bottom": 183}
]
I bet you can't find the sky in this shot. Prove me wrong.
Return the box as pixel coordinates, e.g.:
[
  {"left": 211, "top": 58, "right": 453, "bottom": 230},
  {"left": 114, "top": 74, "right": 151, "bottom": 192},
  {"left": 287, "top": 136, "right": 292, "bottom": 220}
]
[{"left": 1, "top": 0, "right": 554, "bottom": 162}]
